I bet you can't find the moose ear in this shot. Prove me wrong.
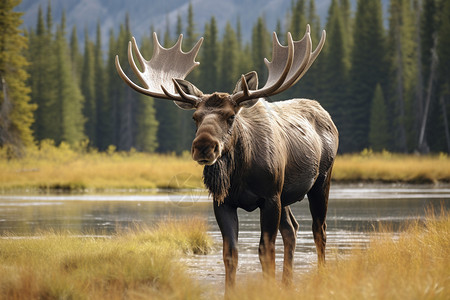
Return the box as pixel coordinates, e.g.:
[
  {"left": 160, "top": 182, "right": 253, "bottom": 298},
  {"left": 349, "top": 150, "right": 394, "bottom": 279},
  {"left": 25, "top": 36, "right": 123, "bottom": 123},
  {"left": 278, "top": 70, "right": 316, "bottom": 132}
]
[
  {"left": 173, "top": 79, "right": 203, "bottom": 110},
  {"left": 233, "top": 71, "right": 258, "bottom": 93},
  {"left": 232, "top": 71, "right": 259, "bottom": 108}
]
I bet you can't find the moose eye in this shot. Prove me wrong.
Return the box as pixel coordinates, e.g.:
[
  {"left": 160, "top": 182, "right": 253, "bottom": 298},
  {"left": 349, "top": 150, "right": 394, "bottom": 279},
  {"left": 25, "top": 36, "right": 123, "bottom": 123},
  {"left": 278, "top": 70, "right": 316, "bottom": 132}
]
[{"left": 227, "top": 115, "right": 235, "bottom": 125}]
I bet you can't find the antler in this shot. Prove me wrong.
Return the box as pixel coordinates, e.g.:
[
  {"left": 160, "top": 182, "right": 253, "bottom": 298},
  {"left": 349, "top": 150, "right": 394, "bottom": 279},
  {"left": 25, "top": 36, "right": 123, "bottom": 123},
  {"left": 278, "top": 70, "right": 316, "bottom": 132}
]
[
  {"left": 231, "top": 24, "right": 326, "bottom": 104},
  {"left": 115, "top": 33, "right": 203, "bottom": 105}
]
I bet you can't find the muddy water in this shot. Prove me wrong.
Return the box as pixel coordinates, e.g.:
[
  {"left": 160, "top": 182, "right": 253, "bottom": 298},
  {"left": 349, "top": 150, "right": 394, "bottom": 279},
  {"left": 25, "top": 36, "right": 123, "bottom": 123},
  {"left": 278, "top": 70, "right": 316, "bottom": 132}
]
[{"left": 1, "top": 184, "right": 449, "bottom": 287}]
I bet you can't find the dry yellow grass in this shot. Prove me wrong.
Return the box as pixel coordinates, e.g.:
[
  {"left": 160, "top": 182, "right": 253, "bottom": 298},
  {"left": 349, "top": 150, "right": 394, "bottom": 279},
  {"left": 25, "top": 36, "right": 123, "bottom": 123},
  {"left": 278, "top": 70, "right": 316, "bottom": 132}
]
[
  {"left": 225, "top": 209, "right": 450, "bottom": 300},
  {"left": 0, "top": 217, "right": 212, "bottom": 300},
  {"left": 1, "top": 143, "right": 450, "bottom": 191},
  {"left": 333, "top": 149, "right": 450, "bottom": 183},
  {"left": 0, "top": 140, "right": 204, "bottom": 191}
]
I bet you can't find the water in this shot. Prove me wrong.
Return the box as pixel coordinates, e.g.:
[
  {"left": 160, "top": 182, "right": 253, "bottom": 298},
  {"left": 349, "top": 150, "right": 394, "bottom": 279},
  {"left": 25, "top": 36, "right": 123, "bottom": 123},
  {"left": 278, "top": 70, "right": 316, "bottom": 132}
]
[{"left": 1, "top": 184, "right": 449, "bottom": 286}]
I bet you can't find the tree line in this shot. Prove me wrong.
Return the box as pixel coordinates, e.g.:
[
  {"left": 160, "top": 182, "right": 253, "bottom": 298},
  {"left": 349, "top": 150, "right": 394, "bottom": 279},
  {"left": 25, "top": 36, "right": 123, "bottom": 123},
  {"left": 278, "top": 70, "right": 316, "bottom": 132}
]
[{"left": 1, "top": 0, "right": 450, "bottom": 156}]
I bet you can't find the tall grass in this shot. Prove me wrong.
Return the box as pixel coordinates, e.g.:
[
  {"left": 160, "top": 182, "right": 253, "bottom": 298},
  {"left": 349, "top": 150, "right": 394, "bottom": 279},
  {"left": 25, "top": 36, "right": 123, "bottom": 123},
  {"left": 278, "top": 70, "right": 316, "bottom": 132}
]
[
  {"left": 225, "top": 209, "right": 450, "bottom": 300},
  {"left": 0, "top": 203, "right": 448, "bottom": 299},
  {"left": 0, "top": 140, "right": 204, "bottom": 191},
  {"left": 1, "top": 143, "right": 450, "bottom": 191},
  {"left": 333, "top": 149, "right": 450, "bottom": 183},
  {"left": 0, "top": 218, "right": 212, "bottom": 299}
]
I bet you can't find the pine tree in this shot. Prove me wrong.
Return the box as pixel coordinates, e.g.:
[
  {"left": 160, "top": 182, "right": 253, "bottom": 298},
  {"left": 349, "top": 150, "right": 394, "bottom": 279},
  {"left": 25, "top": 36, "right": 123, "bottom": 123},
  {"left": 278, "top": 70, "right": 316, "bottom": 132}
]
[
  {"left": 0, "top": 0, "right": 36, "bottom": 155},
  {"left": 251, "top": 17, "right": 269, "bottom": 86},
  {"left": 69, "top": 26, "right": 82, "bottom": 81},
  {"left": 369, "top": 84, "right": 390, "bottom": 151},
  {"left": 290, "top": 0, "right": 306, "bottom": 40},
  {"left": 347, "top": 0, "right": 386, "bottom": 152},
  {"left": 295, "top": 0, "right": 322, "bottom": 101},
  {"left": 81, "top": 28, "right": 96, "bottom": 145},
  {"left": 116, "top": 16, "right": 135, "bottom": 150},
  {"left": 94, "top": 22, "right": 110, "bottom": 150},
  {"left": 107, "top": 28, "right": 121, "bottom": 148},
  {"left": 29, "top": 5, "right": 56, "bottom": 142},
  {"left": 136, "top": 96, "right": 159, "bottom": 152},
  {"left": 201, "top": 17, "right": 219, "bottom": 94},
  {"left": 53, "top": 12, "right": 85, "bottom": 145},
  {"left": 435, "top": 0, "right": 450, "bottom": 152},
  {"left": 388, "top": 0, "right": 418, "bottom": 152},
  {"left": 219, "top": 22, "right": 239, "bottom": 93},
  {"left": 321, "top": 0, "right": 349, "bottom": 151}
]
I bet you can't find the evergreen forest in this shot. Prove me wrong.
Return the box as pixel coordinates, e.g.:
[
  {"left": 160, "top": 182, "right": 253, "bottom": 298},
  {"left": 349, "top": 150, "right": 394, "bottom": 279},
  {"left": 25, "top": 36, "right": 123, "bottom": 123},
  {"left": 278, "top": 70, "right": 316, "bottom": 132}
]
[{"left": 1, "top": 0, "right": 450, "bottom": 156}]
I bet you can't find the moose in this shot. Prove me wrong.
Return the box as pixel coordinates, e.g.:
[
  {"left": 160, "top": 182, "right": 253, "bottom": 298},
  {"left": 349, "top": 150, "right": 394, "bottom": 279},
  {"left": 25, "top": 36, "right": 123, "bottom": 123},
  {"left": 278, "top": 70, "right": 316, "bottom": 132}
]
[{"left": 115, "top": 25, "right": 338, "bottom": 288}]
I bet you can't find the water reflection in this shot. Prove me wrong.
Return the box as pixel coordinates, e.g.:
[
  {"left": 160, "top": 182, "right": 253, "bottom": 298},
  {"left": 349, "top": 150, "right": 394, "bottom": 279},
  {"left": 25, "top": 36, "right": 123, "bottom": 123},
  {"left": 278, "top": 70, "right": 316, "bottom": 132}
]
[{"left": 0, "top": 184, "right": 449, "bottom": 285}]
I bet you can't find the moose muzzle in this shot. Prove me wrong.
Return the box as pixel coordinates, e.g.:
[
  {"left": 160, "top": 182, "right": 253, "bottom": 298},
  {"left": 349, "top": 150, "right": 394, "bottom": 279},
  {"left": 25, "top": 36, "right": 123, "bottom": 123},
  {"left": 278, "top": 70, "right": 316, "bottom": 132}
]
[{"left": 191, "top": 133, "right": 221, "bottom": 165}]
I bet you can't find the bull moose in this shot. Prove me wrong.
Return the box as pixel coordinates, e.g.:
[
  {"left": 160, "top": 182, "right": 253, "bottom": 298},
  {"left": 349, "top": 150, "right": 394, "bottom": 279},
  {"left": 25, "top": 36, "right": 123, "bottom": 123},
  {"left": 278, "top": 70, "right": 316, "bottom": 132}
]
[{"left": 115, "top": 25, "right": 338, "bottom": 288}]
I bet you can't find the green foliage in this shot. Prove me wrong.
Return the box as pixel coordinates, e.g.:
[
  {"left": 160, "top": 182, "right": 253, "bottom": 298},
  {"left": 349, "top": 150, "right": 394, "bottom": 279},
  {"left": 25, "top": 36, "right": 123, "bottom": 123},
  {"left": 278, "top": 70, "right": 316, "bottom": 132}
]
[
  {"left": 251, "top": 17, "right": 269, "bottom": 84},
  {"left": 219, "top": 22, "right": 239, "bottom": 93},
  {"left": 388, "top": 0, "right": 419, "bottom": 152},
  {"left": 369, "top": 84, "right": 390, "bottom": 151},
  {"left": 7, "top": 0, "right": 450, "bottom": 155},
  {"left": 347, "top": 0, "right": 386, "bottom": 152},
  {"left": 0, "top": 0, "right": 36, "bottom": 156},
  {"left": 321, "top": 0, "right": 349, "bottom": 150},
  {"left": 200, "top": 16, "right": 219, "bottom": 94}
]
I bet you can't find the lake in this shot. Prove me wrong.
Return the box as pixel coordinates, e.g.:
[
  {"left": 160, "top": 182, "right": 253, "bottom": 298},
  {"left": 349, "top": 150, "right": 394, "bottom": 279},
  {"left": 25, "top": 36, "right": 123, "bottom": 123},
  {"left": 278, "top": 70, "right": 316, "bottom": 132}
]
[{"left": 1, "top": 184, "right": 449, "bottom": 286}]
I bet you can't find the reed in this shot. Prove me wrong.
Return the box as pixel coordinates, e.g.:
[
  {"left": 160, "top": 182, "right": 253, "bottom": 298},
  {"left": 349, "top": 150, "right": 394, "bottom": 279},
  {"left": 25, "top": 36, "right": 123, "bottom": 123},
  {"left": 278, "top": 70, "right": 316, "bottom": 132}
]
[
  {"left": 1, "top": 143, "right": 450, "bottom": 191},
  {"left": 0, "top": 217, "right": 212, "bottom": 300}
]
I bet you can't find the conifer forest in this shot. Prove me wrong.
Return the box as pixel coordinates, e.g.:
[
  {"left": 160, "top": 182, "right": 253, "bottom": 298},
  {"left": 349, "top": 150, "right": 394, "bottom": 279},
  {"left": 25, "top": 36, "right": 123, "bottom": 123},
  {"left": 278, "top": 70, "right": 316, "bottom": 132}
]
[{"left": 1, "top": 0, "right": 450, "bottom": 156}]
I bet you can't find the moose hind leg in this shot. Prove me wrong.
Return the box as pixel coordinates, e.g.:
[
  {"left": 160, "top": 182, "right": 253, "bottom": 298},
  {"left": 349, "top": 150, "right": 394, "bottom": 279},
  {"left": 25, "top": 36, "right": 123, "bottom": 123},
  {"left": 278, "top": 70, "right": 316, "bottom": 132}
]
[
  {"left": 279, "top": 206, "right": 299, "bottom": 285},
  {"left": 259, "top": 197, "right": 282, "bottom": 279},
  {"left": 307, "top": 168, "right": 332, "bottom": 265}
]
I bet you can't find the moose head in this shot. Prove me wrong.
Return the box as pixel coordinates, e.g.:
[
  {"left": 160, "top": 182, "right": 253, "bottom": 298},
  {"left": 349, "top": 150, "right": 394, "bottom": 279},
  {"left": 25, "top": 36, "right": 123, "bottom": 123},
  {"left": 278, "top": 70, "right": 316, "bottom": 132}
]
[{"left": 115, "top": 25, "right": 325, "bottom": 166}]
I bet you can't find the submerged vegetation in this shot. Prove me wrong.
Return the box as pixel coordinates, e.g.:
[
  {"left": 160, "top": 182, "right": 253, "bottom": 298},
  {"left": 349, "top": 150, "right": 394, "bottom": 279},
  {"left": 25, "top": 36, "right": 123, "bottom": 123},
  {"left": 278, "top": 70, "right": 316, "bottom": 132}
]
[
  {"left": 1, "top": 142, "right": 450, "bottom": 192},
  {"left": 0, "top": 210, "right": 448, "bottom": 299},
  {"left": 0, "top": 218, "right": 212, "bottom": 299}
]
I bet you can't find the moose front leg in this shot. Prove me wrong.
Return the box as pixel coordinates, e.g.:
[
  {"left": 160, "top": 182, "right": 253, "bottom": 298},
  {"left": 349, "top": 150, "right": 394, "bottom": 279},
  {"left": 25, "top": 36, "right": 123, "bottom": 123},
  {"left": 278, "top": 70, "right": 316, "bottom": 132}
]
[
  {"left": 259, "top": 197, "right": 282, "bottom": 279},
  {"left": 213, "top": 201, "right": 239, "bottom": 289}
]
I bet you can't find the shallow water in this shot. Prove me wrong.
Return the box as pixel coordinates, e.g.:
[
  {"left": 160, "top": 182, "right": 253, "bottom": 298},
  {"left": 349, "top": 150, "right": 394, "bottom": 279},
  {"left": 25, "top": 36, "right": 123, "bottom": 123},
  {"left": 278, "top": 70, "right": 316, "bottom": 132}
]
[{"left": 1, "top": 184, "right": 449, "bottom": 287}]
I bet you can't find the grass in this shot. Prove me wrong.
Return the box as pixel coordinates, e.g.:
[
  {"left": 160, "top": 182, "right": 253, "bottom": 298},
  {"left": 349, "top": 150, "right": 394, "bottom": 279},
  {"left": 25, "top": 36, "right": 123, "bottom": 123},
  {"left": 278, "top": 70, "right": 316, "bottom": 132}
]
[
  {"left": 225, "top": 209, "right": 450, "bottom": 300},
  {"left": 1, "top": 210, "right": 448, "bottom": 299},
  {"left": 1, "top": 142, "right": 450, "bottom": 191},
  {"left": 333, "top": 149, "right": 450, "bottom": 184},
  {"left": 0, "top": 217, "right": 213, "bottom": 300},
  {"left": 0, "top": 140, "right": 204, "bottom": 191}
]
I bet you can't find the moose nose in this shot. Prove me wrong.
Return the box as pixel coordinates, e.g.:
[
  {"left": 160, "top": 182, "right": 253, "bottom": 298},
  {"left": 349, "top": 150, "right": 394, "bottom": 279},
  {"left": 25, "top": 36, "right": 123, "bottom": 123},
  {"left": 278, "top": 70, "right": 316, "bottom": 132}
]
[{"left": 192, "top": 134, "right": 220, "bottom": 165}]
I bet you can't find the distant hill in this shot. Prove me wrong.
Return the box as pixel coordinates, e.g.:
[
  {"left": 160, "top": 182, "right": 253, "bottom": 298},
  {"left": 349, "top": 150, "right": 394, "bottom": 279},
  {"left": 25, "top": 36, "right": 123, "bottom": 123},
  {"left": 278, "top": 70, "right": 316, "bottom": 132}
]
[{"left": 17, "top": 0, "right": 389, "bottom": 48}]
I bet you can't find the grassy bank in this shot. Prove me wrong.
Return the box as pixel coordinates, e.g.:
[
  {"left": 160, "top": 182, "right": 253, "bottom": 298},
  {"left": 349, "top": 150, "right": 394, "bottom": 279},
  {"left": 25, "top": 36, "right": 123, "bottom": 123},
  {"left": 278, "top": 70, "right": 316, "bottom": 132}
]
[
  {"left": 1, "top": 211, "right": 448, "bottom": 299},
  {"left": 333, "top": 149, "right": 450, "bottom": 183},
  {"left": 1, "top": 142, "right": 450, "bottom": 191},
  {"left": 226, "top": 209, "right": 449, "bottom": 300},
  {"left": 0, "top": 218, "right": 212, "bottom": 299}
]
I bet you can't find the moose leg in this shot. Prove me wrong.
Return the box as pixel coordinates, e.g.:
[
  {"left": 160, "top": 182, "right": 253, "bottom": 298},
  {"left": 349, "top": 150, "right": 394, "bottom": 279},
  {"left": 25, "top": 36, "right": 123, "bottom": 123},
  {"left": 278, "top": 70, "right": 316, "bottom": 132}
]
[
  {"left": 307, "top": 168, "right": 333, "bottom": 265},
  {"left": 213, "top": 201, "right": 239, "bottom": 289},
  {"left": 259, "top": 197, "right": 281, "bottom": 279},
  {"left": 279, "top": 206, "right": 299, "bottom": 285}
]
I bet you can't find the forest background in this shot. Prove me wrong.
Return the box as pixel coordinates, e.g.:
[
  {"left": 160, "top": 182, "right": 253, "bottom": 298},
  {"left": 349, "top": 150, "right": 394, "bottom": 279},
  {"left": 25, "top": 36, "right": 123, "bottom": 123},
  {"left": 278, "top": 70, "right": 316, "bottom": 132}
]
[{"left": 1, "top": 0, "right": 450, "bottom": 157}]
